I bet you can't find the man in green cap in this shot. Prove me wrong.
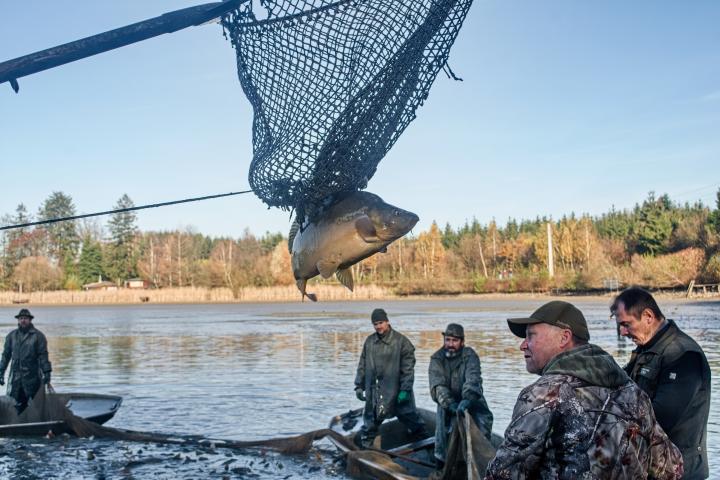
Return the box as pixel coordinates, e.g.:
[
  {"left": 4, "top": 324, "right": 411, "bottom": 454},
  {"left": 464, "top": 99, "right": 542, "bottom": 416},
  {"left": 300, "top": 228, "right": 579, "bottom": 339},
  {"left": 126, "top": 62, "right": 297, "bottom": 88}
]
[
  {"left": 0, "top": 309, "right": 53, "bottom": 414},
  {"left": 428, "top": 323, "right": 493, "bottom": 466},
  {"left": 485, "top": 301, "right": 683, "bottom": 479},
  {"left": 354, "top": 308, "right": 426, "bottom": 447}
]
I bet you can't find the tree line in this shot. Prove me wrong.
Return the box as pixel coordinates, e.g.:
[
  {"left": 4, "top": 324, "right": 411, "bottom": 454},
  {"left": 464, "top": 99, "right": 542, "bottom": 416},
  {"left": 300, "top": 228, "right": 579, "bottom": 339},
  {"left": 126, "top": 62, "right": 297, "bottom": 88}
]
[{"left": 2, "top": 190, "right": 720, "bottom": 295}]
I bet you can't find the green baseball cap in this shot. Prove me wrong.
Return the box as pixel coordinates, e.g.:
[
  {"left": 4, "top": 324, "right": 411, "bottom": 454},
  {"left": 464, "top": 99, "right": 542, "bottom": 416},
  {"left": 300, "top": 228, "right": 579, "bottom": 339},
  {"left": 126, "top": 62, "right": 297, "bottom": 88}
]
[{"left": 507, "top": 301, "right": 590, "bottom": 341}]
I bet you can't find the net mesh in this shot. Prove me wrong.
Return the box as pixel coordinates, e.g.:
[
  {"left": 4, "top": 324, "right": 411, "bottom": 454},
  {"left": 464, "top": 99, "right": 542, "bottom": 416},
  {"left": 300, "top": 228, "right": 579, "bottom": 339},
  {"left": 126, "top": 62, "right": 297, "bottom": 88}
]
[{"left": 221, "top": 0, "right": 473, "bottom": 221}]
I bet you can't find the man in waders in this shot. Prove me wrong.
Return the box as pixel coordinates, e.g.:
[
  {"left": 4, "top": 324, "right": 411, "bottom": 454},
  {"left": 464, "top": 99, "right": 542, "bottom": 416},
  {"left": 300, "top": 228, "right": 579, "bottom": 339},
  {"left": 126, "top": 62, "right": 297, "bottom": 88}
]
[
  {"left": 612, "top": 287, "right": 711, "bottom": 479},
  {"left": 354, "top": 308, "right": 427, "bottom": 447},
  {"left": 0, "top": 309, "right": 53, "bottom": 414},
  {"left": 429, "top": 323, "right": 493, "bottom": 467},
  {"left": 485, "top": 301, "right": 683, "bottom": 479}
]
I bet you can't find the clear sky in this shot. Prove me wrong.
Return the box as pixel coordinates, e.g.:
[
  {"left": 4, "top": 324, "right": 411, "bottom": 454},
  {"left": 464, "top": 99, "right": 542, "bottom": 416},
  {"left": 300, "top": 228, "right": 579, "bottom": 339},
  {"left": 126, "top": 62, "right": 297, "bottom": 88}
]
[{"left": 1, "top": 1, "right": 719, "bottom": 238}]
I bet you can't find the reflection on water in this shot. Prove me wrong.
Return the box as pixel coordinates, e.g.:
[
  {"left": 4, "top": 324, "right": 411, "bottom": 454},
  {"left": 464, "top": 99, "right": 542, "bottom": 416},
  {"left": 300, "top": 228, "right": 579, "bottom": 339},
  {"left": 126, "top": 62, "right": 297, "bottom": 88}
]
[{"left": 0, "top": 298, "right": 718, "bottom": 478}]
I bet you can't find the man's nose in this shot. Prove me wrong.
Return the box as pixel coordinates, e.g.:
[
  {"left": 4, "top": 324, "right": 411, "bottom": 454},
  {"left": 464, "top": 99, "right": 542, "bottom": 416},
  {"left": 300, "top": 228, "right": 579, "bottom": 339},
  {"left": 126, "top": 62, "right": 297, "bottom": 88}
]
[
  {"left": 520, "top": 339, "right": 528, "bottom": 351},
  {"left": 619, "top": 325, "right": 629, "bottom": 336}
]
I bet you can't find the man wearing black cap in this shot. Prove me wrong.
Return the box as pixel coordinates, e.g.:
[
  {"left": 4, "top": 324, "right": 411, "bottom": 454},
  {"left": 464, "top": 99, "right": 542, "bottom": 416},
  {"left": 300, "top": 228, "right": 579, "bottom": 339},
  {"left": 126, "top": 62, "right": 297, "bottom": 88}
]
[
  {"left": 612, "top": 287, "right": 710, "bottom": 479},
  {"left": 485, "top": 301, "right": 683, "bottom": 479},
  {"left": 0, "top": 309, "right": 53, "bottom": 414},
  {"left": 354, "top": 308, "right": 426, "bottom": 447},
  {"left": 428, "top": 323, "right": 493, "bottom": 466}
]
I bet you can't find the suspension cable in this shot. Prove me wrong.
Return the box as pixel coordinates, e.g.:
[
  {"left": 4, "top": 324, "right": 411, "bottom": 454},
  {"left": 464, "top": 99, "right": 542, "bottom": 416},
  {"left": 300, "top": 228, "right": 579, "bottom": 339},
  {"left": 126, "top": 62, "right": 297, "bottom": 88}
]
[{"left": 0, "top": 190, "right": 253, "bottom": 231}]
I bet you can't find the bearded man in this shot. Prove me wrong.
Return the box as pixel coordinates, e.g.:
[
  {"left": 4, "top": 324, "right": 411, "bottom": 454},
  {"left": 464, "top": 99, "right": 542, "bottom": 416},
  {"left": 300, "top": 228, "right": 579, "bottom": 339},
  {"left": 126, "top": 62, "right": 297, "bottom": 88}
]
[
  {"left": 0, "top": 309, "right": 52, "bottom": 414},
  {"left": 428, "top": 323, "right": 493, "bottom": 466}
]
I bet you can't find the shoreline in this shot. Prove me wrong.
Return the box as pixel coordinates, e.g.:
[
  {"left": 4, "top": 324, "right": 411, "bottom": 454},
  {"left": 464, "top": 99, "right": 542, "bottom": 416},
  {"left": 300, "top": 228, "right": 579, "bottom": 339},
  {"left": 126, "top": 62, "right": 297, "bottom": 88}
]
[{"left": 1, "top": 285, "right": 716, "bottom": 307}]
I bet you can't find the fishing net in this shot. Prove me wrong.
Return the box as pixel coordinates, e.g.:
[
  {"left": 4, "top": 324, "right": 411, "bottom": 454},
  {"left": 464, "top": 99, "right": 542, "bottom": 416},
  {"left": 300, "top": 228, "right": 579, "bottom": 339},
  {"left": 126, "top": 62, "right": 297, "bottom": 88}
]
[
  {"left": 221, "top": 0, "right": 473, "bottom": 222},
  {"left": 1, "top": 388, "right": 355, "bottom": 455}
]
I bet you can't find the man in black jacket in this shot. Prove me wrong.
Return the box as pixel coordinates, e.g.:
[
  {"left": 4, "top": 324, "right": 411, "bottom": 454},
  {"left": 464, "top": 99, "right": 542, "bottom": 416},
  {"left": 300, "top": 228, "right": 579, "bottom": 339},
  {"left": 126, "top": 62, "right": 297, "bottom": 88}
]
[
  {"left": 612, "top": 287, "right": 711, "bottom": 480},
  {"left": 0, "top": 309, "right": 53, "bottom": 414}
]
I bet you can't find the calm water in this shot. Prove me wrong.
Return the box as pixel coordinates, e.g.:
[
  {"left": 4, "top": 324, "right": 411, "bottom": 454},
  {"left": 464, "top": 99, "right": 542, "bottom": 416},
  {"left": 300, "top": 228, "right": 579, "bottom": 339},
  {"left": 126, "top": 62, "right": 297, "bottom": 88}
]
[{"left": 0, "top": 297, "right": 717, "bottom": 479}]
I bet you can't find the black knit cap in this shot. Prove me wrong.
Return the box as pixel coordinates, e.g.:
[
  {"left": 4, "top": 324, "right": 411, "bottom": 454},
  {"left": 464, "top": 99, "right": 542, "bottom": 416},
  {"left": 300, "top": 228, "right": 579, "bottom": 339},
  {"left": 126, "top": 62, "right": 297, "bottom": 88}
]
[
  {"left": 443, "top": 323, "right": 464, "bottom": 339},
  {"left": 371, "top": 308, "right": 389, "bottom": 323}
]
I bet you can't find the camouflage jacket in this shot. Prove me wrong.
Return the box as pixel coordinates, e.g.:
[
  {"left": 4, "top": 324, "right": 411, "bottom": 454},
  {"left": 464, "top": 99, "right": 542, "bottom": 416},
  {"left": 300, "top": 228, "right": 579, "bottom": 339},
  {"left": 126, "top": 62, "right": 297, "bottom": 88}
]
[
  {"left": 485, "top": 344, "right": 683, "bottom": 480},
  {"left": 0, "top": 326, "right": 52, "bottom": 400}
]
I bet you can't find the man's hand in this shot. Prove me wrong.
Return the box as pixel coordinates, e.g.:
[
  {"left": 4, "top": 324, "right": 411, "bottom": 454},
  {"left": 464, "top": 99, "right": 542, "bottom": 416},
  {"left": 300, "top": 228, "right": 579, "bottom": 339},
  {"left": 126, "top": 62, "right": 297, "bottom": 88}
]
[
  {"left": 397, "top": 390, "right": 410, "bottom": 404},
  {"left": 447, "top": 402, "right": 459, "bottom": 413},
  {"left": 355, "top": 387, "right": 366, "bottom": 402},
  {"left": 457, "top": 399, "right": 471, "bottom": 412},
  {"left": 43, "top": 372, "right": 51, "bottom": 385}
]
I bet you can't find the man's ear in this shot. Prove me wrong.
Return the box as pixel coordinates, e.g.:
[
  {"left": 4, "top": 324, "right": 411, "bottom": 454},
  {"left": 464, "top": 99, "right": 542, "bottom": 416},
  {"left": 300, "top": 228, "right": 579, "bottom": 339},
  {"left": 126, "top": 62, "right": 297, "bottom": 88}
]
[
  {"left": 560, "top": 328, "right": 573, "bottom": 348},
  {"left": 641, "top": 307, "right": 656, "bottom": 324}
]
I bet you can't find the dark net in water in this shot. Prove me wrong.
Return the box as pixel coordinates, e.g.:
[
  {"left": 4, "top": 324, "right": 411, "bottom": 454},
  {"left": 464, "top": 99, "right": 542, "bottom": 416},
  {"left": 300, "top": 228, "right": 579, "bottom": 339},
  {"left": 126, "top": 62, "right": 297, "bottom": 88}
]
[{"left": 221, "top": 0, "right": 473, "bottom": 222}]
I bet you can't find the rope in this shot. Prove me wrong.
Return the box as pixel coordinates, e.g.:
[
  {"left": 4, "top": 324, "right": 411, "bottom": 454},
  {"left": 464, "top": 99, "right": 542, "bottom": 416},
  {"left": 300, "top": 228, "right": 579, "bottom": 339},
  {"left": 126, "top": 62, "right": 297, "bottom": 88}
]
[{"left": 0, "top": 190, "right": 253, "bottom": 232}]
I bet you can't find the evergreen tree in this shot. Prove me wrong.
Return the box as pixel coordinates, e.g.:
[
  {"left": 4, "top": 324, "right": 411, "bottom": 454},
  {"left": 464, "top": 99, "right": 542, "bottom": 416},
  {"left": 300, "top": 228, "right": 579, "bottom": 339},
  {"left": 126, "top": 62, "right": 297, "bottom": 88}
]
[
  {"left": 634, "top": 192, "right": 673, "bottom": 255},
  {"left": 78, "top": 237, "right": 104, "bottom": 285},
  {"left": 38, "top": 192, "right": 79, "bottom": 275},
  {"left": 104, "top": 194, "right": 138, "bottom": 283}
]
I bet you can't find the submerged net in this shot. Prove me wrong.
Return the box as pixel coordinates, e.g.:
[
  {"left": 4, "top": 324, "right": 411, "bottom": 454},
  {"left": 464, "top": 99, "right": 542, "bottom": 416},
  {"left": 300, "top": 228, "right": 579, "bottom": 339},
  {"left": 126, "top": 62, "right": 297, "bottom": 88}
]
[
  {"left": 221, "top": 0, "right": 473, "bottom": 222},
  {"left": 2, "top": 388, "right": 355, "bottom": 455}
]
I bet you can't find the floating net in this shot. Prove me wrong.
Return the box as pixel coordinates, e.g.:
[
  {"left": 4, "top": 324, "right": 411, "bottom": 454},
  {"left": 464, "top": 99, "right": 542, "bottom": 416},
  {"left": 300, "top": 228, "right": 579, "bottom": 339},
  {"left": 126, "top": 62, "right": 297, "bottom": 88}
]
[{"left": 221, "top": 0, "right": 473, "bottom": 222}]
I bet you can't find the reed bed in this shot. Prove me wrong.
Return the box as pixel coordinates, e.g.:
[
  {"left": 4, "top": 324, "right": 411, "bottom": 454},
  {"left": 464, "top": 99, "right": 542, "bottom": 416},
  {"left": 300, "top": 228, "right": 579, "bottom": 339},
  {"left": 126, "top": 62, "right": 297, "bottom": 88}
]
[{"left": 0, "top": 284, "right": 396, "bottom": 305}]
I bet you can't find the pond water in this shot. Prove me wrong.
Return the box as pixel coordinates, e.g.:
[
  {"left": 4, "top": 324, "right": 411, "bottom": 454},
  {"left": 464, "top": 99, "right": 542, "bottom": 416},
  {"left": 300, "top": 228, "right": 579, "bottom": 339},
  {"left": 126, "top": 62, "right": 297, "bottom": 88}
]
[{"left": 0, "top": 296, "right": 717, "bottom": 478}]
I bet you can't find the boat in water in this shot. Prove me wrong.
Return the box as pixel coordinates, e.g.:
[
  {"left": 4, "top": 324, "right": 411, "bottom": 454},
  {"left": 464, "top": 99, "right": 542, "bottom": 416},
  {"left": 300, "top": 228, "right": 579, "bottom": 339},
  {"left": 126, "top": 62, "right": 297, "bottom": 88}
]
[
  {"left": 328, "top": 407, "right": 501, "bottom": 480},
  {"left": 0, "top": 392, "right": 122, "bottom": 437}
]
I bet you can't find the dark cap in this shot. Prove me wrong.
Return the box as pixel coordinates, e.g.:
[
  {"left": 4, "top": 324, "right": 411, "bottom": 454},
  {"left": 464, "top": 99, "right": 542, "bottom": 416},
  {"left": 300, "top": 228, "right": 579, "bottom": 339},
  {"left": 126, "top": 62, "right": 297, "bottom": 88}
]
[
  {"left": 371, "top": 308, "right": 389, "bottom": 323},
  {"left": 15, "top": 308, "right": 34, "bottom": 320},
  {"left": 507, "top": 301, "right": 589, "bottom": 341},
  {"left": 442, "top": 323, "right": 464, "bottom": 339}
]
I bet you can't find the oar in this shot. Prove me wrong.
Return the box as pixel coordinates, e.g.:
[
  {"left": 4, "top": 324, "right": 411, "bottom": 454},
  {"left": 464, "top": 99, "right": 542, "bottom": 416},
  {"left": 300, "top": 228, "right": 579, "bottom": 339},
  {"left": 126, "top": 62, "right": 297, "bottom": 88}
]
[
  {"left": 0, "top": 0, "right": 243, "bottom": 92},
  {"left": 365, "top": 445, "right": 436, "bottom": 469}
]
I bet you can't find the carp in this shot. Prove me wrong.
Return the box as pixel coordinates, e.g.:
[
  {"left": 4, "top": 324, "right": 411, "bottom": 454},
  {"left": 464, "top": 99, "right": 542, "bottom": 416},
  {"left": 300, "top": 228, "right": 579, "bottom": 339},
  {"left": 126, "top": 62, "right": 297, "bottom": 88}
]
[{"left": 289, "top": 191, "right": 419, "bottom": 301}]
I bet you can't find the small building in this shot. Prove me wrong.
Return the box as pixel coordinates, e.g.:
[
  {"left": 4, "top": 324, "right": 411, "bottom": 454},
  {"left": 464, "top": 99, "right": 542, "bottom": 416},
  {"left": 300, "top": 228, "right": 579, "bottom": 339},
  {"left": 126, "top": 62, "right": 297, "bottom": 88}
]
[
  {"left": 124, "top": 278, "right": 149, "bottom": 289},
  {"left": 82, "top": 281, "right": 118, "bottom": 291}
]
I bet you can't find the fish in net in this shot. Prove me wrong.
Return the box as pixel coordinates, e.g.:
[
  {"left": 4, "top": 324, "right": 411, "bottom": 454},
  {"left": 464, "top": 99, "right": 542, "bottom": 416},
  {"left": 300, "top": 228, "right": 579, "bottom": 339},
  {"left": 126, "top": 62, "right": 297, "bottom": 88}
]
[{"left": 221, "top": 0, "right": 473, "bottom": 222}]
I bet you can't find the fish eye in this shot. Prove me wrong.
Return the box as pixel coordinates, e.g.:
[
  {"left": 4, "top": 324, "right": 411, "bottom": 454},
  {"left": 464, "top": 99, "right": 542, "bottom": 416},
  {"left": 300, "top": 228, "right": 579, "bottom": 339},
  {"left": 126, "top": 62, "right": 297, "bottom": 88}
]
[{"left": 393, "top": 210, "right": 400, "bottom": 216}]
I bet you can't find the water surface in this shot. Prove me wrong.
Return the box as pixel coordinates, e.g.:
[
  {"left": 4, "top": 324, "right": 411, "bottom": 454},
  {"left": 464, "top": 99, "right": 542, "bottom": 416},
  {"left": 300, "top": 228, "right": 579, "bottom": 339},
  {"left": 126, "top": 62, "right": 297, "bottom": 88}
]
[{"left": 0, "top": 297, "right": 717, "bottom": 478}]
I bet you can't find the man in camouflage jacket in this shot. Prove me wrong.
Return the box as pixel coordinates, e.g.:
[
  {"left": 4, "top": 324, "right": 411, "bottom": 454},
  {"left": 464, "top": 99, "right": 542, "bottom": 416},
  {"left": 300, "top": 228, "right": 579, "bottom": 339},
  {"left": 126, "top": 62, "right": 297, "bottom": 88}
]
[
  {"left": 429, "top": 323, "right": 493, "bottom": 465},
  {"left": 0, "top": 309, "right": 52, "bottom": 414},
  {"left": 485, "top": 301, "right": 683, "bottom": 480},
  {"left": 354, "top": 308, "right": 426, "bottom": 447}
]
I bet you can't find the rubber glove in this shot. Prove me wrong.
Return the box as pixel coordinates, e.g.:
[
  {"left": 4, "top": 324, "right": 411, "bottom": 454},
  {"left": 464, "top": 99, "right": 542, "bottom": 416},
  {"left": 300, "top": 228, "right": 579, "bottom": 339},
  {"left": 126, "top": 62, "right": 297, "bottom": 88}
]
[
  {"left": 457, "top": 399, "right": 471, "bottom": 412},
  {"left": 43, "top": 372, "right": 51, "bottom": 385},
  {"left": 355, "top": 387, "right": 366, "bottom": 402},
  {"left": 397, "top": 390, "right": 410, "bottom": 404},
  {"left": 447, "top": 402, "right": 459, "bottom": 413}
]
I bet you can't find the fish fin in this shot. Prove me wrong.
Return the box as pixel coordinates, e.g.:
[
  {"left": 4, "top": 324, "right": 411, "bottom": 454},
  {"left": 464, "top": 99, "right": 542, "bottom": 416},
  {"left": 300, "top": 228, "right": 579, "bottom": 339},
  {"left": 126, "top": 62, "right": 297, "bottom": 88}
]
[
  {"left": 355, "top": 216, "right": 379, "bottom": 242},
  {"left": 336, "top": 268, "right": 354, "bottom": 292},
  {"left": 317, "top": 259, "right": 339, "bottom": 279},
  {"left": 288, "top": 220, "right": 300, "bottom": 253},
  {"left": 296, "top": 278, "right": 318, "bottom": 302},
  {"left": 379, "top": 246, "right": 388, "bottom": 253}
]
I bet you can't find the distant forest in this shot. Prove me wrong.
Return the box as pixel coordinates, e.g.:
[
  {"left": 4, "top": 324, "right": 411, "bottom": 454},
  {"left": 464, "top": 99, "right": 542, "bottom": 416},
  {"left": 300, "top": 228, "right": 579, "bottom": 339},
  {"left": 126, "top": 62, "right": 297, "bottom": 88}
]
[{"left": 2, "top": 190, "right": 720, "bottom": 295}]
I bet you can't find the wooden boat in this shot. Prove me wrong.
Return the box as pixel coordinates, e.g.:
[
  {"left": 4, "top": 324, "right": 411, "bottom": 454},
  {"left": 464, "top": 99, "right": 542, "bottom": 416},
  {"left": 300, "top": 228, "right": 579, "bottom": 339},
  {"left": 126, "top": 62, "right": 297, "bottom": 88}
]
[
  {"left": 0, "top": 392, "right": 122, "bottom": 437},
  {"left": 329, "top": 407, "right": 502, "bottom": 480},
  {"left": 329, "top": 407, "right": 438, "bottom": 479}
]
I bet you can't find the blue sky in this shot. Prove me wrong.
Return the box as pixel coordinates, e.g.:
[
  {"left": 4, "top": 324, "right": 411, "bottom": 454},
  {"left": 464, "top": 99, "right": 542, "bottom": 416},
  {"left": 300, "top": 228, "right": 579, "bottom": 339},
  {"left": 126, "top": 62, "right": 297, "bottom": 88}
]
[{"left": 1, "top": 1, "right": 719, "bottom": 238}]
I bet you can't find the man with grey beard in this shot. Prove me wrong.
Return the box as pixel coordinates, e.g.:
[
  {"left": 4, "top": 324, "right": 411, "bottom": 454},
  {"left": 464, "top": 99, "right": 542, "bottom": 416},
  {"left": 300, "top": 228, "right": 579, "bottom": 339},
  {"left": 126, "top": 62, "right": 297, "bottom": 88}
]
[{"left": 428, "top": 323, "right": 493, "bottom": 467}]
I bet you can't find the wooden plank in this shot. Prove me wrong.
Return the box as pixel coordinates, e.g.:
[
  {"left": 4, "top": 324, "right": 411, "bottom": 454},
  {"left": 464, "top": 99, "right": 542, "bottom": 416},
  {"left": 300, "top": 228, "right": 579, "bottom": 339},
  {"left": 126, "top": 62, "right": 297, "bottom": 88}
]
[{"left": 0, "top": 0, "right": 243, "bottom": 92}]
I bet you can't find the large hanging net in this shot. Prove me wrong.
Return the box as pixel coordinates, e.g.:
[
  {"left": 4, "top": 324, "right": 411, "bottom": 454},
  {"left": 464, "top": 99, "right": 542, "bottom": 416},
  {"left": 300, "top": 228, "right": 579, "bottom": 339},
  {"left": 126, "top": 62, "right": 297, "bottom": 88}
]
[{"left": 221, "top": 0, "right": 473, "bottom": 222}]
